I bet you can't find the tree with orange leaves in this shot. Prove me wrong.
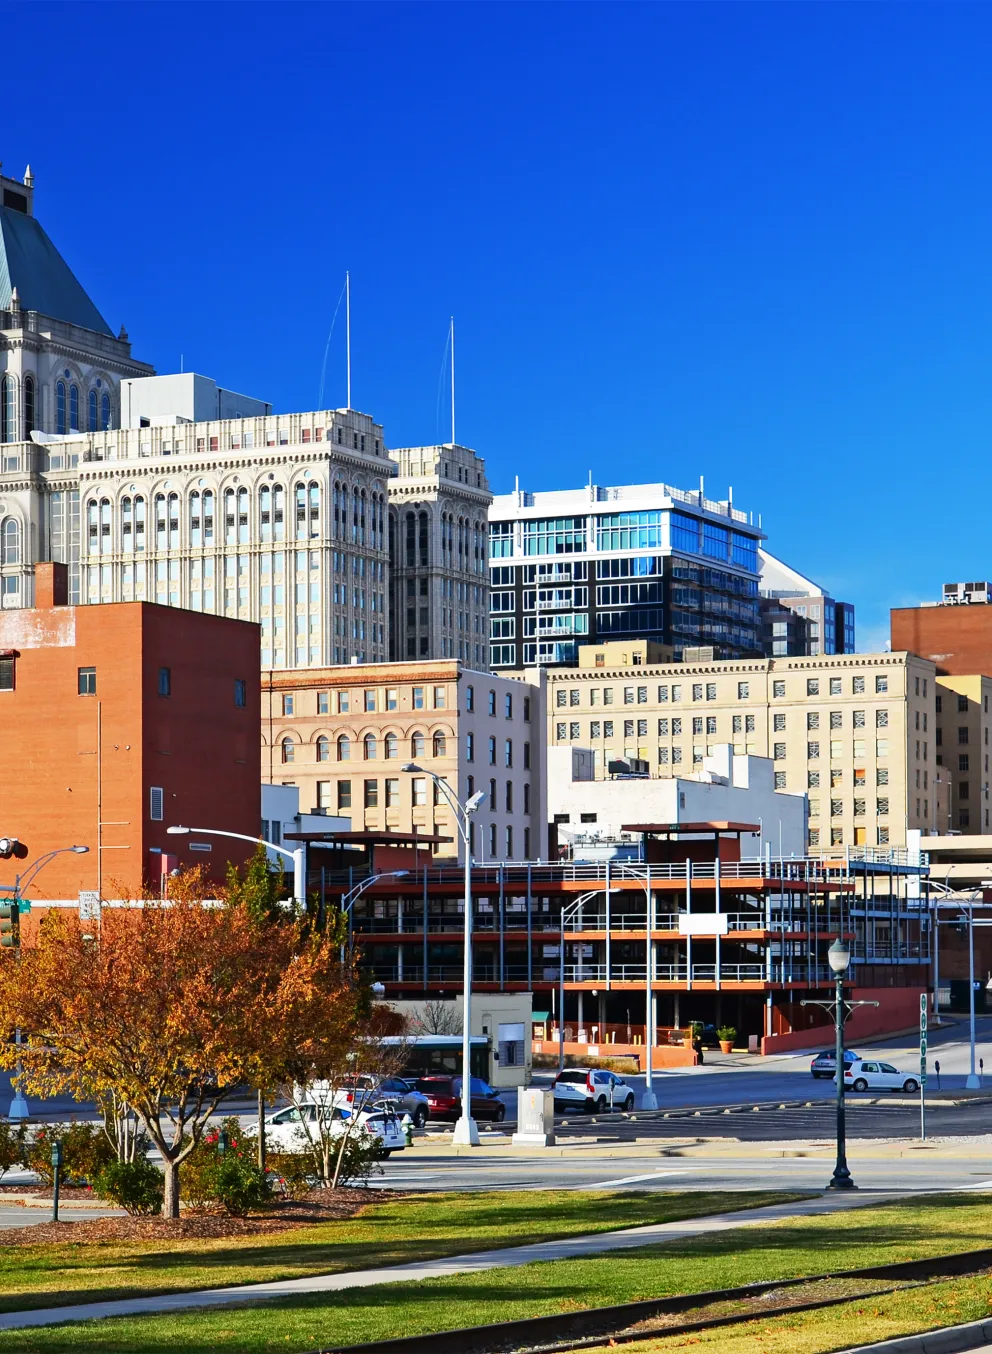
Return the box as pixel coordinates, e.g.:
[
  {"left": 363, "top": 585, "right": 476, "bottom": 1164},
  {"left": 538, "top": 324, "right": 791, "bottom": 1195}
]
[{"left": 0, "top": 866, "right": 363, "bottom": 1217}]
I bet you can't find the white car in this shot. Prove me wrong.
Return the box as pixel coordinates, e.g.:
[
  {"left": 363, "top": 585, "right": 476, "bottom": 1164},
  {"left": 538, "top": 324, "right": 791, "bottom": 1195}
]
[
  {"left": 552, "top": 1068, "right": 637, "bottom": 1113},
  {"left": 838, "top": 1059, "right": 920, "bottom": 1094},
  {"left": 261, "top": 1102, "right": 406, "bottom": 1156}
]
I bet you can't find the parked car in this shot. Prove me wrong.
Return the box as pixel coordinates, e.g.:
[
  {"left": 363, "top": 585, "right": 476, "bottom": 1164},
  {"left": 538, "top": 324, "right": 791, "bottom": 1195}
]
[
  {"left": 332, "top": 1075, "right": 430, "bottom": 1128},
  {"left": 838, "top": 1059, "right": 920, "bottom": 1094},
  {"left": 552, "top": 1068, "right": 636, "bottom": 1114},
  {"left": 259, "top": 1102, "right": 406, "bottom": 1156},
  {"left": 413, "top": 1075, "right": 506, "bottom": 1122},
  {"left": 810, "top": 1049, "right": 860, "bottom": 1079}
]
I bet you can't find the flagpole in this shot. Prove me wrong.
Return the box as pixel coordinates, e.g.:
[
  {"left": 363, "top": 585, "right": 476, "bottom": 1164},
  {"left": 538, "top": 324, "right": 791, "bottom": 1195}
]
[
  {"left": 346, "top": 271, "right": 352, "bottom": 410},
  {"left": 450, "top": 316, "right": 455, "bottom": 447}
]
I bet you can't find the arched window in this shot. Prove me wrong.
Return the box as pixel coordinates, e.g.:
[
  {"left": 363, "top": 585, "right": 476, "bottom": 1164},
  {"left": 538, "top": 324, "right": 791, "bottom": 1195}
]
[
  {"left": 56, "top": 380, "right": 66, "bottom": 435},
  {"left": 352, "top": 488, "right": 360, "bottom": 543},
  {"left": 316, "top": 735, "right": 330, "bottom": 762},
  {"left": 100, "top": 498, "right": 111, "bottom": 554},
  {"left": 384, "top": 733, "right": 398, "bottom": 760},
  {"left": 101, "top": 391, "right": 111, "bottom": 431},
  {"left": 259, "top": 485, "right": 271, "bottom": 541},
  {"left": 411, "top": 731, "right": 425, "bottom": 758},
  {"left": 363, "top": 733, "right": 377, "bottom": 760},
  {"left": 309, "top": 482, "right": 320, "bottom": 533},
  {"left": 405, "top": 510, "right": 416, "bottom": 567},
  {"left": 69, "top": 384, "right": 79, "bottom": 432},
  {"left": 295, "top": 483, "right": 307, "bottom": 539},
  {"left": 168, "top": 492, "right": 180, "bottom": 548},
  {"left": 419, "top": 510, "right": 429, "bottom": 566},
  {"left": 0, "top": 518, "right": 19, "bottom": 565},
  {"left": 134, "top": 495, "right": 146, "bottom": 550},
  {"left": 432, "top": 732, "right": 447, "bottom": 758},
  {"left": 272, "top": 484, "right": 285, "bottom": 540},
  {"left": 86, "top": 499, "right": 99, "bottom": 554},
  {"left": 23, "top": 375, "right": 35, "bottom": 436},
  {"left": 189, "top": 491, "right": 201, "bottom": 546},
  {"left": 224, "top": 488, "right": 236, "bottom": 544},
  {"left": 337, "top": 734, "right": 351, "bottom": 761},
  {"left": 88, "top": 389, "right": 98, "bottom": 432},
  {"left": 122, "top": 496, "right": 133, "bottom": 552},
  {"left": 155, "top": 493, "right": 167, "bottom": 549},
  {"left": 0, "top": 375, "right": 15, "bottom": 443},
  {"left": 489, "top": 778, "right": 497, "bottom": 811},
  {"left": 281, "top": 737, "right": 295, "bottom": 764},
  {"left": 202, "top": 490, "right": 214, "bottom": 543},
  {"left": 237, "top": 487, "right": 249, "bottom": 544}
]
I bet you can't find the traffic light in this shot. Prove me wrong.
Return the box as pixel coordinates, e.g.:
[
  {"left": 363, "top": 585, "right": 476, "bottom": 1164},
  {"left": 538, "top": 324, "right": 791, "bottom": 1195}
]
[
  {"left": 0, "top": 899, "right": 19, "bottom": 948},
  {"left": 0, "top": 839, "right": 27, "bottom": 860}
]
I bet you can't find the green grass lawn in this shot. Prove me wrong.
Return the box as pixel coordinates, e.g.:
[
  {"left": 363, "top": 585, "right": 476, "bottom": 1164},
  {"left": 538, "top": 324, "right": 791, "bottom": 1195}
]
[
  {"left": 0, "top": 1189, "right": 792, "bottom": 1315},
  {"left": 583, "top": 1272, "right": 992, "bottom": 1353},
  {"left": 0, "top": 1194, "right": 989, "bottom": 1352}
]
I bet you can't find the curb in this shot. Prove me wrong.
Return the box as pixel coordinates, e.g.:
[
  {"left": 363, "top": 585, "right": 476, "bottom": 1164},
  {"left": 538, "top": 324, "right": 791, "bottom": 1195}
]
[{"left": 839, "top": 1317, "right": 992, "bottom": 1353}]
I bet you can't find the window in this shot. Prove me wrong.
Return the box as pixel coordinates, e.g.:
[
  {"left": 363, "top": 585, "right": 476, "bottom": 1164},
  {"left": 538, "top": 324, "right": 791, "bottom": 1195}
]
[
  {"left": 488, "top": 690, "right": 497, "bottom": 716},
  {"left": 807, "top": 741, "right": 820, "bottom": 759},
  {"left": 523, "top": 742, "right": 530, "bottom": 768},
  {"left": 337, "top": 691, "right": 350, "bottom": 713},
  {"left": 433, "top": 732, "right": 447, "bottom": 757},
  {"left": 638, "top": 686, "right": 648, "bottom": 704},
  {"left": 773, "top": 680, "right": 785, "bottom": 698},
  {"left": 671, "top": 685, "right": 680, "bottom": 702},
  {"left": 705, "top": 716, "right": 716, "bottom": 735},
  {"left": 659, "top": 685, "right": 669, "bottom": 702},
  {"left": 853, "top": 798, "right": 866, "bottom": 817},
  {"left": 556, "top": 690, "right": 567, "bottom": 708},
  {"left": 731, "top": 715, "right": 741, "bottom": 734},
  {"left": 877, "top": 826, "right": 889, "bottom": 844},
  {"left": 282, "top": 694, "right": 295, "bottom": 717},
  {"left": 337, "top": 734, "right": 351, "bottom": 761},
  {"left": 958, "top": 693, "right": 969, "bottom": 713},
  {"left": 591, "top": 721, "right": 602, "bottom": 739},
  {"left": 706, "top": 683, "right": 716, "bottom": 701},
  {"left": 384, "top": 733, "right": 398, "bottom": 760},
  {"left": 556, "top": 722, "right": 567, "bottom": 740},
  {"left": 158, "top": 667, "right": 171, "bottom": 697},
  {"left": 692, "top": 716, "right": 703, "bottom": 735},
  {"left": 773, "top": 742, "right": 786, "bottom": 760},
  {"left": 78, "top": 666, "right": 97, "bottom": 695},
  {"left": 624, "top": 687, "right": 635, "bottom": 705},
  {"left": 570, "top": 722, "right": 580, "bottom": 739},
  {"left": 364, "top": 779, "right": 378, "bottom": 808},
  {"left": 604, "top": 720, "right": 614, "bottom": 737},
  {"left": 745, "top": 714, "right": 755, "bottom": 733},
  {"left": 692, "top": 684, "right": 703, "bottom": 702},
  {"left": 337, "top": 781, "right": 352, "bottom": 811},
  {"left": 830, "top": 828, "right": 843, "bottom": 846},
  {"left": 876, "top": 709, "right": 889, "bottom": 728},
  {"left": 466, "top": 685, "right": 475, "bottom": 712},
  {"left": 774, "top": 771, "right": 786, "bottom": 789},
  {"left": 434, "top": 686, "right": 446, "bottom": 709},
  {"left": 853, "top": 676, "right": 865, "bottom": 694},
  {"left": 960, "top": 808, "right": 971, "bottom": 828},
  {"left": 807, "top": 679, "right": 819, "bottom": 696},
  {"left": 364, "top": 689, "right": 377, "bottom": 712},
  {"left": 959, "top": 753, "right": 971, "bottom": 772},
  {"left": 489, "top": 736, "right": 497, "bottom": 764},
  {"left": 504, "top": 739, "right": 513, "bottom": 767},
  {"left": 672, "top": 717, "right": 682, "bottom": 735},
  {"left": 280, "top": 737, "right": 295, "bottom": 763},
  {"left": 0, "top": 656, "right": 13, "bottom": 692},
  {"left": 385, "top": 778, "right": 400, "bottom": 807},
  {"left": 959, "top": 726, "right": 970, "bottom": 745},
  {"left": 808, "top": 771, "right": 820, "bottom": 788},
  {"left": 960, "top": 780, "right": 971, "bottom": 800},
  {"left": 809, "top": 798, "right": 820, "bottom": 817},
  {"left": 737, "top": 682, "right": 749, "bottom": 699},
  {"left": 364, "top": 734, "right": 377, "bottom": 760},
  {"left": 465, "top": 731, "right": 474, "bottom": 761},
  {"left": 316, "top": 736, "right": 330, "bottom": 763},
  {"left": 773, "top": 712, "right": 786, "bottom": 731},
  {"left": 807, "top": 712, "right": 819, "bottom": 730},
  {"left": 604, "top": 687, "right": 615, "bottom": 704},
  {"left": 412, "top": 778, "right": 427, "bottom": 807},
  {"left": 829, "top": 677, "right": 841, "bottom": 696},
  {"left": 386, "top": 688, "right": 398, "bottom": 711},
  {"left": 827, "top": 710, "right": 841, "bottom": 729},
  {"left": 876, "top": 738, "right": 889, "bottom": 757},
  {"left": 505, "top": 692, "right": 514, "bottom": 717},
  {"left": 875, "top": 675, "right": 888, "bottom": 693},
  {"left": 809, "top": 828, "right": 820, "bottom": 846},
  {"left": 149, "top": 786, "right": 164, "bottom": 821},
  {"left": 413, "top": 686, "right": 424, "bottom": 710},
  {"left": 234, "top": 679, "right": 247, "bottom": 708}
]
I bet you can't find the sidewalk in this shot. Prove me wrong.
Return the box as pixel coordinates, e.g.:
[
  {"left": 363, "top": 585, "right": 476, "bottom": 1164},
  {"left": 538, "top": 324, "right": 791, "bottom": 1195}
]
[{"left": 0, "top": 1191, "right": 886, "bottom": 1331}]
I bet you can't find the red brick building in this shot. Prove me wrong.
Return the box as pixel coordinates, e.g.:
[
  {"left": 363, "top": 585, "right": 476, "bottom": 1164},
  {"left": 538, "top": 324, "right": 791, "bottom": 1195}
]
[
  {"left": 891, "top": 602, "right": 992, "bottom": 677},
  {"left": 0, "top": 564, "right": 260, "bottom": 901}
]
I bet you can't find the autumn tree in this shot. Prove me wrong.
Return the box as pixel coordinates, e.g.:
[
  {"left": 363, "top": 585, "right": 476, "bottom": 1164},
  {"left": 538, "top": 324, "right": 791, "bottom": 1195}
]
[{"left": 0, "top": 875, "right": 362, "bottom": 1217}]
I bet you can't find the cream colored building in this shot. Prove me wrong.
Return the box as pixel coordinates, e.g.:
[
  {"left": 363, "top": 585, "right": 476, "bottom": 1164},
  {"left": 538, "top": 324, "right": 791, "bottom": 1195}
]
[
  {"left": 262, "top": 660, "right": 547, "bottom": 863},
  {"left": 933, "top": 674, "right": 992, "bottom": 835},
  {"left": 545, "top": 643, "right": 937, "bottom": 849}
]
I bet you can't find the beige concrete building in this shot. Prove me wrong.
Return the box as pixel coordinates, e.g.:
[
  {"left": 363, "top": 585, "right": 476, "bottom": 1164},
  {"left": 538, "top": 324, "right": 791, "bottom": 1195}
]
[
  {"left": 262, "top": 660, "right": 547, "bottom": 863},
  {"left": 545, "top": 643, "right": 937, "bottom": 850},
  {"left": 933, "top": 674, "right": 992, "bottom": 834}
]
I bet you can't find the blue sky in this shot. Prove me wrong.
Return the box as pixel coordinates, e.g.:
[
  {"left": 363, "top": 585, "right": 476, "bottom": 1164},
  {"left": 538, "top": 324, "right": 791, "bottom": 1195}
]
[{"left": 7, "top": 2, "right": 992, "bottom": 649}]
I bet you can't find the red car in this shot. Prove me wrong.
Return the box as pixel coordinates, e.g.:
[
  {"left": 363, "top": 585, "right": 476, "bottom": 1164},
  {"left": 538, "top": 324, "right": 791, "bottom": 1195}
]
[{"left": 414, "top": 1075, "right": 506, "bottom": 1123}]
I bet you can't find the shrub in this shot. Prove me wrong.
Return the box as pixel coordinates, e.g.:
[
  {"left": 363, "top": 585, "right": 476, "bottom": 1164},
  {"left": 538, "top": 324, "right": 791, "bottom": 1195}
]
[
  {"left": 332, "top": 1127, "right": 384, "bottom": 1187},
  {"left": 26, "top": 1123, "right": 116, "bottom": 1187},
  {"left": 717, "top": 1026, "right": 737, "bottom": 1044},
  {"left": 180, "top": 1118, "right": 271, "bottom": 1216},
  {"left": 94, "top": 1158, "right": 163, "bottom": 1216},
  {"left": 0, "top": 1121, "right": 25, "bottom": 1181},
  {"left": 268, "top": 1150, "right": 320, "bottom": 1200}
]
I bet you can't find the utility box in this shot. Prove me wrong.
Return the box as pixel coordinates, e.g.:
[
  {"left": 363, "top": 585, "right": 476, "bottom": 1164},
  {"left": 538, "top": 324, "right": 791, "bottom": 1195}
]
[{"left": 512, "top": 1087, "right": 555, "bottom": 1147}]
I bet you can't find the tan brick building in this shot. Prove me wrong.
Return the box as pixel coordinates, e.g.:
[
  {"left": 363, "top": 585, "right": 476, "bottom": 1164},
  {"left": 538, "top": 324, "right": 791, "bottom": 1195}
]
[
  {"left": 262, "top": 661, "right": 547, "bottom": 863},
  {"left": 933, "top": 674, "right": 992, "bottom": 834},
  {"left": 545, "top": 643, "right": 936, "bottom": 849}
]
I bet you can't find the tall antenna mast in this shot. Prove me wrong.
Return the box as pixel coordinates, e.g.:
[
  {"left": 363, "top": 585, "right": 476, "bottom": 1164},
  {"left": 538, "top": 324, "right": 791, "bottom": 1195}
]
[
  {"left": 346, "top": 271, "right": 352, "bottom": 410},
  {"left": 450, "top": 315, "right": 455, "bottom": 446}
]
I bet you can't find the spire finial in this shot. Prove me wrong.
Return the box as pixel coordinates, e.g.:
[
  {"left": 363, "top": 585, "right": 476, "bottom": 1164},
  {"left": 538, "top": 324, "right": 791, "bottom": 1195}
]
[{"left": 23, "top": 165, "right": 33, "bottom": 188}]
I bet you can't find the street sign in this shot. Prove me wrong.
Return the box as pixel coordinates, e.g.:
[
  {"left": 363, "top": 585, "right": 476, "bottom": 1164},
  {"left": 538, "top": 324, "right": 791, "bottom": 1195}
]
[{"left": 78, "top": 891, "right": 100, "bottom": 922}]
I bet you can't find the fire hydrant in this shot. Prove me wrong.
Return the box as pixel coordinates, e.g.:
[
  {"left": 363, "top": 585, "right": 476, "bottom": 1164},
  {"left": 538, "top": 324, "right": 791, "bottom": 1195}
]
[{"left": 401, "top": 1113, "right": 414, "bottom": 1147}]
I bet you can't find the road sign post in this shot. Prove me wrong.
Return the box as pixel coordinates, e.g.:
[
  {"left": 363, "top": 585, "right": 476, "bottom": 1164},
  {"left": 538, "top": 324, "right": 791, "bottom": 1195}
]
[{"left": 919, "top": 993, "right": 928, "bottom": 1143}]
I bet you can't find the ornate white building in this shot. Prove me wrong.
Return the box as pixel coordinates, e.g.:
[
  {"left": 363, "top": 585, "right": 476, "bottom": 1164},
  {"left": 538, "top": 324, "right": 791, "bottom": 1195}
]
[{"left": 387, "top": 443, "right": 492, "bottom": 668}]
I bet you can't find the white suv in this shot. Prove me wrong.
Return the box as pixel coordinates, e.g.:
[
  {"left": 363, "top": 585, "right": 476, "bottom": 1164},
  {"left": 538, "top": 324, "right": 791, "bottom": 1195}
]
[{"left": 552, "top": 1068, "right": 636, "bottom": 1113}]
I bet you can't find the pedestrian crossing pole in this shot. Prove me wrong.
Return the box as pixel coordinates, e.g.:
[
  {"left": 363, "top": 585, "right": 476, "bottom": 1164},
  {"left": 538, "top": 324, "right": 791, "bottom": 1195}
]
[{"left": 919, "top": 993, "right": 928, "bottom": 1143}]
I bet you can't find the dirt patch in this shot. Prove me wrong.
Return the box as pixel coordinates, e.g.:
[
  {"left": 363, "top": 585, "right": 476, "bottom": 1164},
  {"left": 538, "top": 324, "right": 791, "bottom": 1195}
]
[{"left": 0, "top": 1187, "right": 390, "bottom": 1246}]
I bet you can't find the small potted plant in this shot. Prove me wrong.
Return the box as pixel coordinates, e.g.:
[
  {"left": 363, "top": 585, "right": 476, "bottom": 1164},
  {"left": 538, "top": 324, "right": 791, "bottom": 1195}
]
[{"left": 717, "top": 1025, "right": 736, "bottom": 1054}]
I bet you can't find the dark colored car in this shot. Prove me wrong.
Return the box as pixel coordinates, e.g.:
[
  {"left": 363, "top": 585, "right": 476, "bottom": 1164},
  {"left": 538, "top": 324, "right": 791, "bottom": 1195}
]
[
  {"left": 810, "top": 1049, "right": 860, "bottom": 1079},
  {"left": 414, "top": 1075, "right": 506, "bottom": 1122}
]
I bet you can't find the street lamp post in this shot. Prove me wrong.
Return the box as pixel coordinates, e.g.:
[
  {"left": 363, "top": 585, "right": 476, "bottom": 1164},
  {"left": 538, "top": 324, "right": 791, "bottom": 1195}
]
[
  {"left": 339, "top": 871, "right": 410, "bottom": 963},
  {"left": 1, "top": 844, "right": 89, "bottom": 1121},
  {"left": 402, "top": 762, "right": 486, "bottom": 1146},
  {"left": 166, "top": 826, "right": 304, "bottom": 909},
  {"left": 826, "top": 937, "right": 855, "bottom": 1190}
]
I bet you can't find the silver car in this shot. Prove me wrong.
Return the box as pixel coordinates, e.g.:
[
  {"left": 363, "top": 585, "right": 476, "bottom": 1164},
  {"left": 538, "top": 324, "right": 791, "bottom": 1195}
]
[{"left": 335, "top": 1075, "right": 429, "bottom": 1128}]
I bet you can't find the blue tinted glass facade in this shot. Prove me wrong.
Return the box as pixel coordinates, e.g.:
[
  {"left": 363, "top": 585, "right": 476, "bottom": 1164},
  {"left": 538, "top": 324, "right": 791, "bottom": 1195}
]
[{"left": 595, "top": 510, "right": 663, "bottom": 552}]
